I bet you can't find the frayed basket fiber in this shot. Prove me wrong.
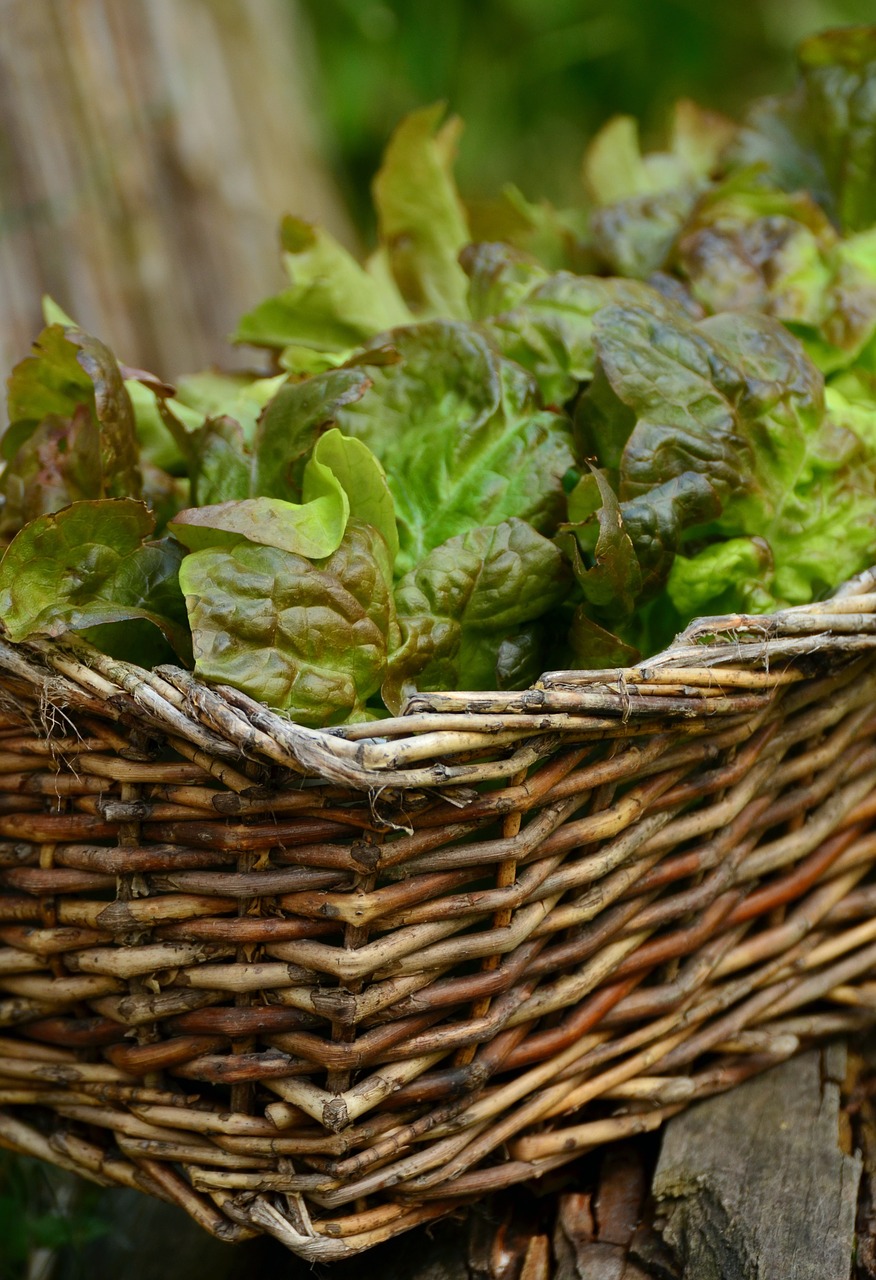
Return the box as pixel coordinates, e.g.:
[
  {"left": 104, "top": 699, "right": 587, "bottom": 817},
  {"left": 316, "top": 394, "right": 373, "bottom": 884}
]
[{"left": 1, "top": 575, "right": 876, "bottom": 1259}]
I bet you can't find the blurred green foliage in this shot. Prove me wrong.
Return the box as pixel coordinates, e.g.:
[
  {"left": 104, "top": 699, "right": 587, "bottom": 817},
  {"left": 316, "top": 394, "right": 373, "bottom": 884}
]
[
  {"left": 0, "top": 1151, "right": 107, "bottom": 1279},
  {"left": 299, "top": 0, "right": 876, "bottom": 234}
]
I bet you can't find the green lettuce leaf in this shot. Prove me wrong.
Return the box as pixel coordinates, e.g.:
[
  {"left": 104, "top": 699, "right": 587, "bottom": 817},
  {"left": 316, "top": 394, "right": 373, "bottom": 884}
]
[
  {"left": 173, "top": 371, "right": 287, "bottom": 446},
  {"left": 667, "top": 537, "right": 775, "bottom": 619},
  {"left": 481, "top": 271, "right": 688, "bottom": 406},
  {"left": 252, "top": 367, "right": 372, "bottom": 501},
  {"left": 372, "top": 104, "right": 471, "bottom": 319},
  {"left": 311, "top": 428, "right": 399, "bottom": 564},
  {"left": 190, "top": 416, "right": 250, "bottom": 507},
  {"left": 125, "top": 378, "right": 200, "bottom": 474},
  {"left": 235, "top": 216, "right": 410, "bottom": 352},
  {"left": 0, "top": 500, "right": 188, "bottom": 654},
  {"left": 333, "top": 321, "right": 575, "bottom": 575},
  {"left": 179, "top": 520, "right": 397, "bottom": 723},
  {"left": 384, "top": 518, "right": 570, "bottom": 711}
]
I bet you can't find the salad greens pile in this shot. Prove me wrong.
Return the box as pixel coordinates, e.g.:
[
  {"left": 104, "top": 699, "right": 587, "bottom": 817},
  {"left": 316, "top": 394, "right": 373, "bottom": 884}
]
[{"left": 3, "top": 27, "right": 876, "bottom": 727}]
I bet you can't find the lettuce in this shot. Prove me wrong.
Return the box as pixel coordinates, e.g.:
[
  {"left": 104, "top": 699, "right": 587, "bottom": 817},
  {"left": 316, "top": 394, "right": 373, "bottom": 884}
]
[
  {"left": 2, "top": 325, "right": 141, "bottom": 531},
  {"left": 332, "top": 320, "right": 575, "bottom": 574},
  {"left": 0, "top": 501, "right": 188, "bottom": 656},
  {"left": 4, "top": 31, "right": 876, "bottom": 723},
  {"left": 179, "top": 521, "right": 398, "bottom": 725},
  {"left": 384, "top": 519, "right": 570, "bottom": 711}
]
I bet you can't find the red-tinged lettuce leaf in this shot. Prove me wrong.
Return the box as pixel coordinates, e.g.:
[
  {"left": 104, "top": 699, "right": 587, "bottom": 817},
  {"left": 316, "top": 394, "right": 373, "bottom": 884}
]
[
  {"left": 582, "top": 103, "right": 737, "bottom": 279},
  {"left": 1, "top": 406, "right": 101, "bottom": 529},
  {"left": 2, "top": 326, "right": 141, "bottom": 530},
  {"left": 468, "top": 185, "right": 593, "bottom": 274},
  {"left": 252, "top": 367, "right": 372, "bottom": 501},
  {"left": 332, "top": 321, "right": 575, "bottom": 575},
  {"left": 480, "top": 271, "right": 689, "bottom": 407},
  {"left": 796, "top": 27, "right": 876, "bottom": 233},
  {"left": 617, "top": 474, "right": 724, "bottom": 596},
  {"left": 372, "top": 105, "right": 471, "bottom": 320},
  {"left": 384, "top": 518, "right": 570, "bottom": 711},
  {"left": 699, "top": 310, "right": 876, "bottom": 605},
  {"left": 564, "top": 609, "right": 641, "bottom": 670},
  {"left": 169, "top": 442, "right": 350, "bottom": 558},
  {"left": 730, "top": 28, "right": 876, "bottom": 234},
  {"left": 462, "top": 242, "right": 549, "bottom": 322},
  {"left": 0, "top": 500, "right": 189, "bottom": 656},
  {"left": 589, "top": 303, "right": 751, "bottom": 502},
  {"left": 676, "top": 183, "right": 836, "bottom": 318},
  {"left": 559, "top": 469, "right": 720, "bottom": 656},
  {"left": 579, "top": 302, "right": 876, "bottom": 621},
  {"left": 178, "top": 520, "right": 398, "bottom": 724},
  {"left": 558, "top": 468, "right": 642, "bottom": 617},
  {"left": 235, "top": 215, "right": 410, "bottom": 353},
  {"left": 675, "top": 180, "right": 876, "bottom": 371}
]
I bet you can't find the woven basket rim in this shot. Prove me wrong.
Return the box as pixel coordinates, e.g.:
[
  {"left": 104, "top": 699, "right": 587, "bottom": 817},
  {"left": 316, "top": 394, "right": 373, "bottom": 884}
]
[{"left": 0, "top": 567, "right": 874, "bottom": 792}]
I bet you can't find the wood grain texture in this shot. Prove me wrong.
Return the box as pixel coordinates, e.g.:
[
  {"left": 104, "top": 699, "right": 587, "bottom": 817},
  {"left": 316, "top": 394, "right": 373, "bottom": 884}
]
[
  {"left": 0, "top": 0, "right": 352, "bottom": 384},
  {"left": 653, "top": 1046, "right": 861, "bottom": 1280}
]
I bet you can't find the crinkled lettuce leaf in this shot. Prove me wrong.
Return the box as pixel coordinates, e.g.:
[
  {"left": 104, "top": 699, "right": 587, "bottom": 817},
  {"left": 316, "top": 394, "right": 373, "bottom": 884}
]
[
  {"left": 235, "top": 216, "right": 411, "bottom": 353},
  {"left": 667, "top": 537, "right": 775, "bottom": 619},
  {"left": 582, "top": 102, "right": 737, "bottom": 278},
  {"left": 2, "top": 325, "right": 142, "bottom": 530},
  {"left": 566, "top": 302, "right": 876, "bottom": 641},
  {"left": 478, "top": 263, "right": 690, "bottom": 406},
  {"left": 675, "top": 179, "right": 876, "bottom": 372},
  {"left": 384, "top": 518, "right": 570, "bottom": 711},
  {"left": 179, "top": 520, "right": 398, "bottom": 724},
  {"left": 0, "top": 499, "right": 188, "bottom": 656},
  {"left": 252, "top": 367, "right": 371, "bottom": 501},
  {"left": 372, "top": 104, "right": 471, "bottom": 320},
  {"left": 332, "top": 320, "right": 575, "bottom": 574},
  {"left": 732, "top": 27, "right": 876, "bottom": 234}
]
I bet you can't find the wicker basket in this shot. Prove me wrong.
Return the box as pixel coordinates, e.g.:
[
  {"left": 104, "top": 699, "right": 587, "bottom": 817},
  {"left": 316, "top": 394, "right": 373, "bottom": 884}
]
[{"left": 0, "top": 574, "right": 875, "bottom": 1258}]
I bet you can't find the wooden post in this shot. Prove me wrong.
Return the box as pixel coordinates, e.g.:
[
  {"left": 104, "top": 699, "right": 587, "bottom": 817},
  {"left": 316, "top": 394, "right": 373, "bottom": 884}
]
[
  {"left": 653, "top": 1046, "right": 861, "bottom": 1279},
  {"left": 0, "top": 0, "right": 353, "bottom": 384}
]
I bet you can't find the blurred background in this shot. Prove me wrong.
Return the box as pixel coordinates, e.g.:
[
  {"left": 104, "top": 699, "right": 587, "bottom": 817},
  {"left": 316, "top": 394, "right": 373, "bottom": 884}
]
[{"left": 1, "top": 0, "right": 875, "bottom": 394}]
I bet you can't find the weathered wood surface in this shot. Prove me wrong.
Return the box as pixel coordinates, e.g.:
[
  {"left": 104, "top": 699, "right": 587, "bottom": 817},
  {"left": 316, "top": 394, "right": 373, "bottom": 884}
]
[
  {"left": 0, "top": 0, "right": 352, "bottom": 384},
  {"left": 653, "top": 1045, "right": 861, "bottom": 1280}
]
